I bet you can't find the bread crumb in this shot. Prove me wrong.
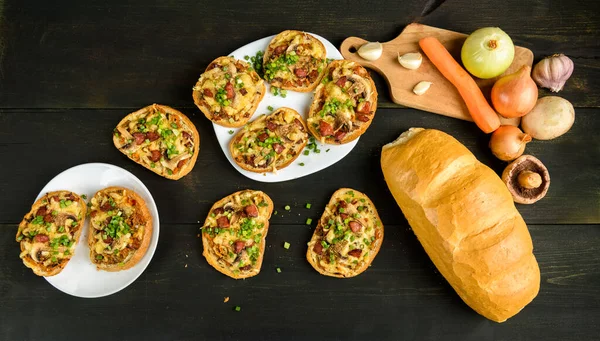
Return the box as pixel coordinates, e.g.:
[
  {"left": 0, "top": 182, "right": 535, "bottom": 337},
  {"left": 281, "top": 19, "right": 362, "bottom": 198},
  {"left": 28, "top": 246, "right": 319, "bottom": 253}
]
[
  {"left": 197, "top": 234, "right": 200, "bottom": 238},
  {"left": 224, "top": 297, "right": 230, "bottom": 303},
  {"left": 185, "top": 254, "right": 188, "bottom": 258},
  {"left": 184, "top": 264, "right": 188, "bottom": 268}
]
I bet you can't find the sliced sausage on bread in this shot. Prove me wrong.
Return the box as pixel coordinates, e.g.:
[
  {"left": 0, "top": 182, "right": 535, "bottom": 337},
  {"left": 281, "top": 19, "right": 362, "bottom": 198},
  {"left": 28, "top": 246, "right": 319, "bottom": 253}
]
[
  {"left": 229, "top": 107, "right": 308, "bottom": 173},
  {"left": 307, "top": 60, "right": 378, "bottom": 144},
  {"left": 16, "top": 191, "right": 87, "bottom": 277},
  {"left": 307, "top": 188, "right": 384, "bottom": 278},
  {"left": 113, "top": 103, "right": 200, "bottom": 180},
  {"left": 202, "top": 190, "right": 273, "bottom": 279},
  {"left": 88, "top": 186, "right": 152, "bottom": 272},
  {"left": 263, "top": 30, "right": 327, "bottom": 92},
  {"left": 193, "top": 56, "right": 265, "bottom": 127}
]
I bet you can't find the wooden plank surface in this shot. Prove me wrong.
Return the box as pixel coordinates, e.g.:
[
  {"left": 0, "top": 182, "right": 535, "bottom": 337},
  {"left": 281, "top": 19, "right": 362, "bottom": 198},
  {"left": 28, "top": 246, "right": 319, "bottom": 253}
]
[{"left": 0, "top": 0, "right": 599, "bottom": 339}]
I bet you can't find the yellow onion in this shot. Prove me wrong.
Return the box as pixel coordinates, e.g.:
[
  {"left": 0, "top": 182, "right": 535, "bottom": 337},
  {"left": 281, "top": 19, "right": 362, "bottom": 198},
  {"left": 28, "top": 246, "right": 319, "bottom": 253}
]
[
  {"left": 491, "top": 65, "right": 538, "bottom": 118},
  {"left": 489, "top": 125, "right": 532, "bottom": 161}
]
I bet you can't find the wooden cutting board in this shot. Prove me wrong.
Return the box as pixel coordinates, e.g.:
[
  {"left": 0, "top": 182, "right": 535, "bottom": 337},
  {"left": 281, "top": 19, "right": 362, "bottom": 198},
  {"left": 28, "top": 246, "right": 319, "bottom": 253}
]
[{"left": 340, "top": 23, "right": 534, "bottom": 122}]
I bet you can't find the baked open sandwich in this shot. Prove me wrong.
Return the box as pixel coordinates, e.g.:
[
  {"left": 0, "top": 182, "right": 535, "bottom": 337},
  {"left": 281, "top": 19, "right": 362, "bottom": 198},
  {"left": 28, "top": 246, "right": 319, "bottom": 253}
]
[
  {"left": 16, "top": 191, "right": 87, "bottom": 277},
  {"left": 88, "top": 186, "right": 152, "bottom": 271},
  {"left": 307, "top": 188, "right": 384, "bottom": 278},
  {"left": 229, "top": 107, "right": 308, "bottom": 173},
  {"left": 263, "top": 30, "right": 327, "bottom": 92},
  {"left": 307, "top": 60, "right": 378, "bottom": 144},
  {"left": 113, "top": 103, "right": 200, "bottom": 180},
  {"left": 193, "top": 56, "right": 265, "bottom": 127},
  {"left": 202, "top": 190, "right": 273, "bottom": 279}
]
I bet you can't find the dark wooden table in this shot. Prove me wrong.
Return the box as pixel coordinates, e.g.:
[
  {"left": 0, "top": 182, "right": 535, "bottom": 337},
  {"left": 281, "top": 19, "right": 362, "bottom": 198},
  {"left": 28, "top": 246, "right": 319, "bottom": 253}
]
[{"left": 1, "top": 1, "right": 599, "bottom": 340}]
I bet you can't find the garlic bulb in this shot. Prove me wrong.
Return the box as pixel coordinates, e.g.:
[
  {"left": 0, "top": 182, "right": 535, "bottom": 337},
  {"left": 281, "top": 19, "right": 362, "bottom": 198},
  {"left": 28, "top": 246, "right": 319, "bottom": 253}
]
[
  {"left": 413, "top": 81, "right": 432, "bottom": 95},
  {"left": 532, "top": 54, "right": 574, "bottom": 92},
  {"left": 357, "top": 42, "right": 383, "bottom": 61},
  {"left": 398, "top": 52, "right": 422, "bottom": 70}
]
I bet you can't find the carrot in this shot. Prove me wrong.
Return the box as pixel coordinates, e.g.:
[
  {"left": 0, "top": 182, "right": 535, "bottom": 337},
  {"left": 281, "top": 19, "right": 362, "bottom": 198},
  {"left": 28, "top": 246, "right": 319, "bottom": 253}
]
[{"left": 419, "top": 37, "right": 500, "bottom": 133}]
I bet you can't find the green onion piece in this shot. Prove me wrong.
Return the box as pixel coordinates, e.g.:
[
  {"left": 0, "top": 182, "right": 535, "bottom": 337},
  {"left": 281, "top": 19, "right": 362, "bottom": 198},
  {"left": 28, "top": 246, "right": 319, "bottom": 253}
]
[
  {"left": 276, "top": 267, "right": 282, "bottom": 273},
  {"left": 244, "top": 55, "right": 249, "bottom": 60},
  {"left": 305, "top": 203, "right": 311, "bottom": 209},
  {"left": 228, "top": 130, "right": 234, "bottom": 135},
  {"left": 81, "top": 194, "right": 87, "bottom": 200},
  {"left": 298, "top": 162, "right": 305, "bottom": 166},
  {"left": 303, "top": 150, "right": 309, "bottom": 156},
  {"left": 283, "top": 242, "right": 290, "bottom": 249},
  {"left": 326, "top": 149, "right": 330, "bottom": 152},
  {"left": 284, "top": 205, "right": 291, "bottom": 211},
  {"left": 234, "top": 306, "right": 241, "bottom": 312},
  {"left": 306, "top": 218, "right": 312, "bottom": 225},
  {"left": 267, "top": 106, "right": 274, "bottom": 111}
]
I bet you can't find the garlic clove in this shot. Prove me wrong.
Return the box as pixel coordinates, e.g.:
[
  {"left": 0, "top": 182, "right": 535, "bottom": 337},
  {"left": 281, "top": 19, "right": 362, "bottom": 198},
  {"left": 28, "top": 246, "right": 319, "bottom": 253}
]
[
  {"left": 357, "top": 42, "right": 383, "bottom": 61},
  {"left": 398, "top": 52, "right": 423, "bottom": 70},
  {"left": 413, "top": 81, "right": 432, "bottom": 95},
  {"left": 532, "top": 54, "right": 574, "bottom": 92}
]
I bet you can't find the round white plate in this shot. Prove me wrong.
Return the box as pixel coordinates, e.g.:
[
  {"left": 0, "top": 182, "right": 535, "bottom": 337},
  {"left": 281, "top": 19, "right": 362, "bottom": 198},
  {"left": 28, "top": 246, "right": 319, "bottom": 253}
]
[
  {"left": 213, "top": 33, "right": 358, "bottom": 183},
  {"left": 37, "top": 163, "right": 160, "bottom": 298}
]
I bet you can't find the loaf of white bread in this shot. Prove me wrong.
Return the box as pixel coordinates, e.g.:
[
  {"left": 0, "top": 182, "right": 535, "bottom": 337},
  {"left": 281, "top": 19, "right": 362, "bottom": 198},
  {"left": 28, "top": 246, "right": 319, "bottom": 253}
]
[{"left": 380, "top": 128, "right": 540, "bottom": 322}]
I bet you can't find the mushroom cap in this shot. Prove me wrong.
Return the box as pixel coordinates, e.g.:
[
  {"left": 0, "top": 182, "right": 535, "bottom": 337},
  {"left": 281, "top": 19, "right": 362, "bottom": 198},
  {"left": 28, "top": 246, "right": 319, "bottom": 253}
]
[{"left": 502, "top": 155, "right": 550, "bottom": 204}]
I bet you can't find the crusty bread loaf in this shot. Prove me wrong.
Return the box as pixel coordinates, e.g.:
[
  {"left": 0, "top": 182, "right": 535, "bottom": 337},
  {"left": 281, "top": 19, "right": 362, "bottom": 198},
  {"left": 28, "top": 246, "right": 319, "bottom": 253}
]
[{"left": 380, "top": 128, "right": 540, "bottom": 322}]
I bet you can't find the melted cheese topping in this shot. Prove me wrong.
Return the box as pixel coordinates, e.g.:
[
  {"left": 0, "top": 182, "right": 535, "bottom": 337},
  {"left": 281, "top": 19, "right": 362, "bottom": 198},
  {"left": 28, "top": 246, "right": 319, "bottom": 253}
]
[
  {"left": 203, "top": 190, "right": 271, "bottom": 276},
  {"left": 114, "top": 106, "right": 197, "bottom": 177},
  {"left": 308, "top": 189, "right": 383, "bottom": 276},
  {"left": 263, "top": 31, "right": 327, "bottom": 88},
  {"left": 89, "top": 188, "right": 148, "bottom": 266},
  {"left": 307, "top": 61, "right": 376, "bottom": 142},
  {"left": 230, "top": 108, "right": 308, "bottom": 172},
  {"left": 193, "top": 57, "right": 264, "bottom": 125},
  {"left": 17, "top": 192, "right": 85, "bottom": 270}
]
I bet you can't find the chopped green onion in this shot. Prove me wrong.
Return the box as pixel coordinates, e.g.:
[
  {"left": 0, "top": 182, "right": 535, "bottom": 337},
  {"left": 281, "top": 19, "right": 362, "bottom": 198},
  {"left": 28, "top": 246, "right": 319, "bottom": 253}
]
[
  {"left": 96, "top": 255, "right": 103, "bottom": 260},
  {"left": 326, "top": 149, "right": 330, "bottom": 152},
  {"left": 81, "top": 194, "right": 87, "bottom": 200},
  {"left": 234, "top": 306, "right": 241, "bottom": 312},
  {"left": 303, "top": 150, "right": 309, "bottom": 156},
  {"left": 283, "top": 242, "right": 290, "bottom": 249},
  {"left": 267, "top": 106, "right": 274, "bottom": 111},
  {"left": 298, "top": 162, "right": 305, "bottom": 166},
  {"left": 244, "top": 55, "right": 249, "bottom": 60},
  {"left": 305, "top": 203, "right": 312, "bottom": 209},
  {"left": 284, "top": 205, "right": 290, "bottom": 211},
  {"left": 306, "top": 218, "right": 312, "bottom": 225},
  {"left": 228, "top": 130, "right": 234, "bottom": 135},
  {"left": 273, "top": 211, "right": 278, "bottom": 215},
  {"left": 276, "top": 267, "right": 282, "bottom": 273}
]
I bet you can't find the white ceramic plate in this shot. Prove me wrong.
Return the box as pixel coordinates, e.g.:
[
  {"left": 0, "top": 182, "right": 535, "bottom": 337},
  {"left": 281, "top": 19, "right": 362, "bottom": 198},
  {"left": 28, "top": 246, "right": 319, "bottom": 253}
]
[
  {"left": 37, "top": 163, "right": 160, "bottom": 298},
  {"left": 212, "top": 33, "right": 358, "bottom": 183}
]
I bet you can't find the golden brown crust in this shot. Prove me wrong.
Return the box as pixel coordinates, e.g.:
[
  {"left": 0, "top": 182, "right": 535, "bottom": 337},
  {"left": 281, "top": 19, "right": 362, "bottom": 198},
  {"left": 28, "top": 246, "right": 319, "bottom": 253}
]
[
  {"left": 17, "top": 190, "right": 87, "bottom": 277},
  {"left": 380, "top": 128, "right": 540, "bottom": 322},
  {"left": 88, "top": 186, "right": 153, "bottom": 272},
  {"left": 263, "top": 30, "right": 327, "bottom": 92},
  {"left": 306, "top": 188, "right": 384, "bottom": 278},
  {"left": 229, "top": 107, "right": 308, "bottom": 173},
  {"left": 113, "top": 104, "right": 200, "bottom": 180},
  {"left": 193, "top": 56, "right": 265, "bottom": 127},
  {"left": 307, "top": 60, "right": 378, "bottom": 145},
  {"left": 201, "top": 190, "right": 273, "bottom": 279}
]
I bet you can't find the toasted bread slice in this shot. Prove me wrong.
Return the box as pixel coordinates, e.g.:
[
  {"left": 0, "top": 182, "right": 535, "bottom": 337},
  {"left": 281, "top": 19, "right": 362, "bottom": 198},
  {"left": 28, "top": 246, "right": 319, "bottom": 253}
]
[
  {"left": 193, "top": 56, "right": 265, "bottom": 127},
  {"left": 202, "top": 190, "right": 273, "bottom": 279},
  {"left": 16, "top": 191, "right": 87, "bottom": 277},
  {"left": 307, "top": 188, "right": 384, "bottom": 278},
  {"left": 263, "top": 30, "right": 327, "bottom": 92},
  {"left": 307, "top": 60, "right": 378, "bottom": 144},
  {"left": 88, "top": 186, "right": 152, "bottom": 271},
  {"left": 229, "top": 107, "right": 308, "bottom": 173},
  {"left": 113, "top": 104, "right": 200, "bottom": 180}
]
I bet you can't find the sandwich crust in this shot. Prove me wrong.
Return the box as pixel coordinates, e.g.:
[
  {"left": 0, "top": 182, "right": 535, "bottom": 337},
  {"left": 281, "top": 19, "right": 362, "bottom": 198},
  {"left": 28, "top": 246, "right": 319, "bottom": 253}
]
[
  {"left": 307, "top": 60, "right": 378, "bottom": 144},
  {"left": 229, "top": 107, "right": 308, "bottom": 173},
  {"left": 263, "top": 30, "right": 327, "bottom": 92},
  {"left": 306, "top": 188, "right": 384, "bottom": 278},
  {"left": 113, "top": 103, "right": 200, "bottom": 180},
  {"left": 16, "top": 190, "right": 87, "bottom": 277},
  {"left": 201, "top": 190, "right": 273, "bottom": 279},
  {"left": 88, "top": 186, "right": 152, "bottom": 272},
  {"left": 193, "top": 56, "right": 265, "bottom": 127}
]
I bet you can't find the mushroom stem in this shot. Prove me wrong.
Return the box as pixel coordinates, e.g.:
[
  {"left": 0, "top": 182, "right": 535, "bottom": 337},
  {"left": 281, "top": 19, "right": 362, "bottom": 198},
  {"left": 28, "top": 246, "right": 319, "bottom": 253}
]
[{"left": 518, "top": 170, "right": 542, "bottom": 189}]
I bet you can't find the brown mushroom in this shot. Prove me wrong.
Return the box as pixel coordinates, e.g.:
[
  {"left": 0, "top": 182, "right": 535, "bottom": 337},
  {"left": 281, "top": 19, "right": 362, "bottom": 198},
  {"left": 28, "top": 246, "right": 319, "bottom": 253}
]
[{"left": 501, "top": 155, "right": 550, "bottom": 204}]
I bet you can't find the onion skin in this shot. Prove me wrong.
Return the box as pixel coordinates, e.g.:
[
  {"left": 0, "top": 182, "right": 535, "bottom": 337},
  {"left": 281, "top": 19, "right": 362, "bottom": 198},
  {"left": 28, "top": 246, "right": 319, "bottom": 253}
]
[
  {"left": 491, "top": 65, "right": 538, "bottom": 118},
  {"left": 489, "top": 125, "right": 532, "bottom": 161}
]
